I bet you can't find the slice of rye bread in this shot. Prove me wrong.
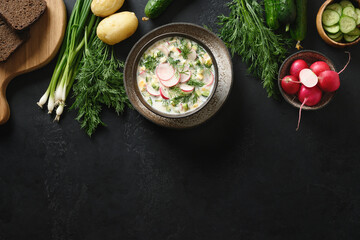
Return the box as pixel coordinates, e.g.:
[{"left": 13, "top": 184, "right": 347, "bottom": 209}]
[
  {"left": 0, "top": 0, "right": 47, "bottom": 31},
  {"left": 0, "top": 18, "right": 28, "bottom": 62}
]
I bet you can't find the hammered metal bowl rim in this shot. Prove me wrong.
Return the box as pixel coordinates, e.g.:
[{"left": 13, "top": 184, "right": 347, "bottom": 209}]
[{"left": 124, "top": 22, "right": 233, "bottom": 128}]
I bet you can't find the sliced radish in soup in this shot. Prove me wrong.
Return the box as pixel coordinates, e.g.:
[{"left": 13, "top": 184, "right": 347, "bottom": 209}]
[
  {"left": 160, "top": 73, "right": 180, "bottom": 87},
  {"left": 187, "top": 49, "right": 197, "bottom": 61},
  {"left": 180, "top": 66, "right": 191, "bottom": 83},
  {"left": 160, "top": 86, "right": 170, "bottom": 99},
  {"left": 180, "top": 84, "right": 194, "bottom": 92},
  {"left": 156, "top": 63, "right": 174, "bottom": 81},
  {"left": 146, "top": 84, "right": 160, "bottom": 96},
  {"left": 203, "top": 71, "right": 214, "bottom": 86}
]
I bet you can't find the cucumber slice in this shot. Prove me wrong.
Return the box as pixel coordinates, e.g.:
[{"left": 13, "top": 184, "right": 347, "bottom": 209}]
[
  {"left": 326, "top": 3, "right": 343, "bottom": 16},
  {"left": 348, "top": 27, "right": 360, "bottom": 36},
  {"left": 340, "top": 16, "right": 357, "bottom": 33},
  {"left": 344, "top": 34, "right": 359, "bottom": 42},
  {"left": 333, "top": 34, "right": 344, "bottom": 42},
  {"left": 328, "top": 31, "right": 343, "bottom": 39},
  {"left": 343, "top": 7, "right": 358, "bottom": 21},
  {"left": 322, "top": 10, "right": 340, "bottom": 26},
  {"left": 356, "top": 8, "right": 360, "bottom": 25},
  {"left": 340, "top": 0, "right": 354, "bottom": 9},
  {"left": 324, "top": 24, "right": 340, "bottom": 34}
]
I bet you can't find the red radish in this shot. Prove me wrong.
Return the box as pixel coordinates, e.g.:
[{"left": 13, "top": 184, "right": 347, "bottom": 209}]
[
  {"left": 310, "top": 61, "right": 330, "bottom": 76},
  {"left": 146, "top": 84, "right": 160, "bottom": 96},
  {"left": 203, "top": 71, "right": 214, "bottom": 86},
  {"left": 299, "top": 68, "right": 318, "bottom": 88},
  {"left": 180, "top": 84, "right": 194, "bottom": 92},
  {"left": 160, "top": 73, "right": 180, "bottom": 87},
  {"left": 296, "top": 85, "right": 322, "bottom": 131},
  {"left": 281, "top": 75, "right": 300, "bottom": 95},
  {"left": 156, "top": 63, "right": 174, "bottom": 81},
  {"left": 187, "top": 49, "right": 197, "bottom": 61},
  {"left": 180, "top": 66, "right": 191, "bottom": 83},
  {"left": 318, "top": 70, "right": 340, "bottom": 92},
  {"left": 290, "top": 59, "right": 308, "bottom": 78},
  {"left": 298, "top": 85, "right": 322, "bottom": 107},
  {"left": 157, "top": 45, "right": 170, "bottom": 56},
  {"left": 160, "top": 87, "right": 170, "bottom": 99},
  {"left": 176, "top": 48, "right": 181, "bottom": 53},
  {"left": 138, "top": 70, "right": 146, "bottom": 80},
  {"left": 317, "top": 52, "right": 351, "bottom": 92}
]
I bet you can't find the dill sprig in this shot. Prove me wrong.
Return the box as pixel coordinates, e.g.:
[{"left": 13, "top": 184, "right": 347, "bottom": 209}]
[
  {"left": 218, "top": 0, "right": 292, "bottom": 98},
  {"left": 71, "top": 37, "right": 132, "bottom": 137},
  {"left": 187, "top": 79, "right": 205, "bottom": 87}
]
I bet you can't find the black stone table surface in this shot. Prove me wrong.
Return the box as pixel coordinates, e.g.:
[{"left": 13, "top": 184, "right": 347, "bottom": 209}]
[{"left": 1, "top": 0, "right": 360, "bottom": 239}]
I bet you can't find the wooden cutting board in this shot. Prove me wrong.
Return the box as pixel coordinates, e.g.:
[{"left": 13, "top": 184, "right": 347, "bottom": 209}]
[{"left": 0, "top": 0, "right": 67, "bottom": 124}]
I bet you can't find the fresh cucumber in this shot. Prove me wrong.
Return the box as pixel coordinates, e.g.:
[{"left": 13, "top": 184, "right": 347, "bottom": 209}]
[
  {"left": 277, "top": 0, "right": 297, "bottom": 31},
  {"left": 343, "top": 6, "right": 358, "bottom": 21},
  {"left": 355, "top": 8, "right": 360, "bottom": 25},
  {"left": 328, "top": 31, "right": 343, "bottom": 39},
  {"left": 344, "top": 34, "right": 359, "bottom": 42},
  {"left": 145, "top": 0, "right": 174, "bottom": 19},
  {"left": 326, "top": 3, "right": 343, "bottom": 16},
  {"left": 290, "top": 0, "right": 307, "bottom": 49},
  {"left": 322, "top": 10, "right": 340, "bottom": 26},
  {"left": 339, "top": 16, "right": 357, "bottom": 33},
  {"left": 340, "top": 0, "right": 354, "bottom": 9},
  {"left": 333, "top": 34, "right": 344, "bottom": 42},
  {"left": 264, "top": 0, "right": 280, "bottom": 30},
  {"left": 324, "top": 24, "right": 340, "bottom": 34},
  {"left": 347, "top": 27, "right": 360, "bottom": 35}
]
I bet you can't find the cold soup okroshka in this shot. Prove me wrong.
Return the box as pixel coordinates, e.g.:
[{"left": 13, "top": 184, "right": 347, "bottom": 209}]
[{"left": 137, "top": 37, "right": 215, "bottom": 115}]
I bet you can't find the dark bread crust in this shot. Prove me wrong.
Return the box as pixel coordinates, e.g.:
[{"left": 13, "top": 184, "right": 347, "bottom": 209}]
[
  {"left": 0, "top": 0, "right": 47, "bottom": 31},
  {"left": 0, "top": 19, "right": 27, "bottom": 62}
]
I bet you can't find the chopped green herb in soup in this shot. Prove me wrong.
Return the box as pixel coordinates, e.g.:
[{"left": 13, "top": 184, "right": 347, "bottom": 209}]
[{"left": 137, "top": 37, "right": 215, "bottom": 115}]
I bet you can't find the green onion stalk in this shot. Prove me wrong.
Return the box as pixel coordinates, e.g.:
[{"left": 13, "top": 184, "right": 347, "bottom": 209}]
[{"left": 37, "top": 0, "right": 97, "bottom": 121}]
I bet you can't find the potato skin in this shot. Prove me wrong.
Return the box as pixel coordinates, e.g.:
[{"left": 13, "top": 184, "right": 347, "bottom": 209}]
[
  {"left": 97, "top": 12, "right": 139, "bottom": 45},
  {"left": 91, "top": 0, "right": 125, "bottom": 17}
]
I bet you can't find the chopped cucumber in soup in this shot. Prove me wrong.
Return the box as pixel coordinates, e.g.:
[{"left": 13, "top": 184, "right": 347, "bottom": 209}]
[{"left": 201, "top": 89, "right": 210, "bottom": 97}]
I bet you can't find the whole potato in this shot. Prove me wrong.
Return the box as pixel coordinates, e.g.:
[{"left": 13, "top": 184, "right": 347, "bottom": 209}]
[
  {"left": 91, "top": 0, "right": 125, "bottom": 17},
  {"left": 97, "top": 12, "right": 138, "bottom": 45}
]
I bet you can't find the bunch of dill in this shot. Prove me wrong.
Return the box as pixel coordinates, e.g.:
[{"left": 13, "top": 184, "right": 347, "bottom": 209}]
[
  {"left": 218, "top": 0, "right": 292, "bottom": 98},
  {"left": 71, "top": 37, "right": 132, "bottom": 137}
]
